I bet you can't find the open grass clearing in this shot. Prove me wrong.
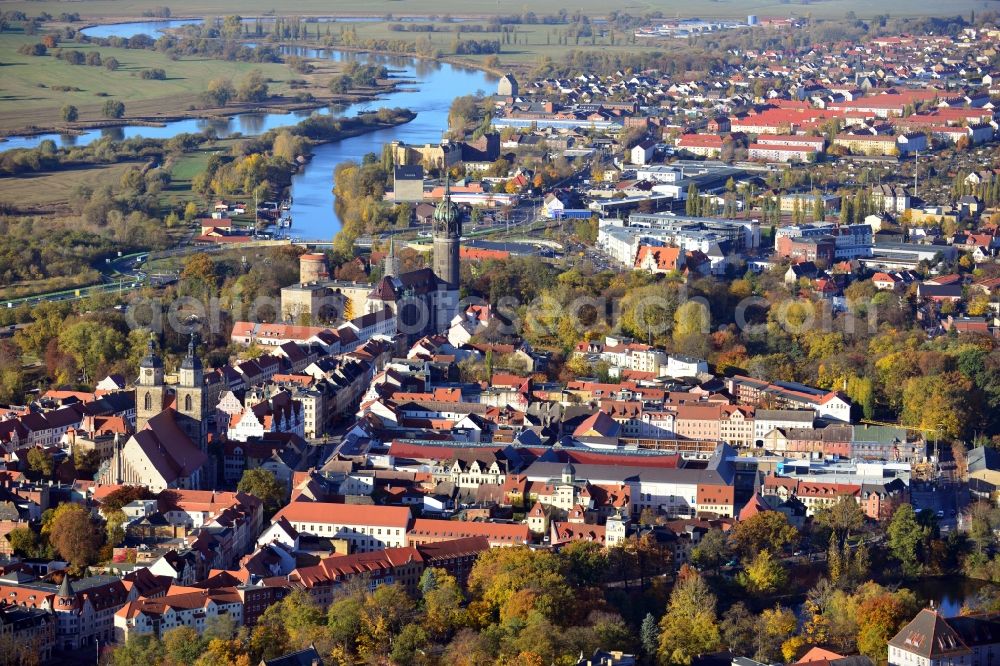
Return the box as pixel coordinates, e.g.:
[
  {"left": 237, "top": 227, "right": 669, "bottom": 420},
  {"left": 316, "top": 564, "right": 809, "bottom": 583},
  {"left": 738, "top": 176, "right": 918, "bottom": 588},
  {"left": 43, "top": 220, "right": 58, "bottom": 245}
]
[{"left": 0, "top": 161, "right": 138, "bottom": 210}]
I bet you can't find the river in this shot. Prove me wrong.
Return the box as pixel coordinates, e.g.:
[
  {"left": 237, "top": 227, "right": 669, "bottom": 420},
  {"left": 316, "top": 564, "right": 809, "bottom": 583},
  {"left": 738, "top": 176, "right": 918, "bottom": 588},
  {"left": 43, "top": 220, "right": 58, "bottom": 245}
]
[
  {"left": 907, "top": 576, "right": 998, "bottom": 617},
  {"left": 1, "top": 20, "right": 496, "bottom": 241},
  {"left": 79, "top": 15, "right": 474, "bottom": 39}
]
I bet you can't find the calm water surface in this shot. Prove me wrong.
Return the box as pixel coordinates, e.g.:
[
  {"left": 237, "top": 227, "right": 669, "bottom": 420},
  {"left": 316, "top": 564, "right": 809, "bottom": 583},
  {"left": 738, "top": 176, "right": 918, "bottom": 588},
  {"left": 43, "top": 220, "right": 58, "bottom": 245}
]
[{"left": 3, "top": 22, "right": 496, "bottom": 241}]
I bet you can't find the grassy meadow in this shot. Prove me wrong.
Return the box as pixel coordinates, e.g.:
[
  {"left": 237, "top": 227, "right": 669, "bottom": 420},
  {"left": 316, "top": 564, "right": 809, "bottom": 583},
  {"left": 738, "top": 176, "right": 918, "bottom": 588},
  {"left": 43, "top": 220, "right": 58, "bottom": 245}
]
[
  {"left": 0, "top": 161, "right": 138, "bottom": 210},
  {"left": 335, "top": 20, "right": 673, "bottom": 66},
  {"left": 0, "top": 33, "right": 299, "bottom": 133}
]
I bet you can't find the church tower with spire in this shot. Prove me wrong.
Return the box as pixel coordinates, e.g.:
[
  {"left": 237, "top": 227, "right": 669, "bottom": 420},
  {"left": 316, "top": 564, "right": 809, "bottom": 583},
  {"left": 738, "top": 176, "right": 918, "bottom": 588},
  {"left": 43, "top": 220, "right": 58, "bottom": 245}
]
[
  {"left": 175, "top": 334, "right": 207, "bottom": 451},
  {"left": 431, "top": 175, "right": 461, "bottom": 331},
  {"left": 432, "top": 175, "right": 461, "bottom": 291},
  {"left": 136, "top": 335, "right": 165, "bottom": 432},
  {"left": 384, "top": 236, "right": 400, "bottom": 279}
]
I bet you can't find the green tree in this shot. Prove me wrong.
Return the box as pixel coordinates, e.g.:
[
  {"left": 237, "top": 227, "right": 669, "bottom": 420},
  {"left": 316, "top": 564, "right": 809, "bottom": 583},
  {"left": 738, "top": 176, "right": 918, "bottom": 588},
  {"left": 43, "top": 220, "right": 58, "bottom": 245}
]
[
  {"left": 685, "top": 184, "right": 700, "bottom": 216},
  {"left": 6, "top": 526, "right": 39, "bottom": 558},
  {"left": 162, "top": 626, "right": 204, "bottom": 665},
  {"left": 966, "top": 502, "right": 998, "bottom": 555},
  {"left": 421, "top": 568, "right": 466, "bottom": 640},
  {"left": 236, "top": 69, "right": 269, "bottom": 103},
  {"left": 468, "top": 547, "right": 573, "bottom": 624},
  {"left": 237, "top": 468, "right": 285, "bottom": 517},
  {"left": 887, "top": 504, "right": 926, "bottom": 575},
  {"left": 390, "top": 623, "right": 430, "bottom": 665},
  {"left": 202, "top": 78, "right": 235, "bottom": 107},
  {"left": 250, "top": 589, "right": 324, "bottom": 661},
  {"left": 73, "top": 448, "right": 100, "bottom": 479},
  {"left": 26, "top": 448, "right": 53, "bottom": 479},
  {"left": 328, "top": 588, "right": 365, "bottom": 656},
  {"left": 658, "top": 567, "right": 721, "bottom": 665},
  {"left": 102, "top": 99, "right": 125, "bottom": 119},
  {"left": 183, "top": 201, "right": 199, "bottom": 221},
  {"left": 641, "top": 612, "right": 660, "bottom": 657},
  {"left": 111, "top": 634, "right": 165, "bottom": 666},
  {"left": 691, "top": 528, "right": 730, "bottom": 572},
  {"left": 619, "top": 283, "right": 681, "bottom": 347},
  {"left": 202, "top": 614, "right": 238, "bottom": 642},
  {"left": 562, "top": 540, "right": 609, "bottom": 587},
  {"left": 828, "top": 532, "right": 843, "bottom": 583},
  {"left": 62, "top": 105, "right": 78, "bottom": 122},
  {"left": 813, "top": 192, "right": 825, "bottom": 221}
]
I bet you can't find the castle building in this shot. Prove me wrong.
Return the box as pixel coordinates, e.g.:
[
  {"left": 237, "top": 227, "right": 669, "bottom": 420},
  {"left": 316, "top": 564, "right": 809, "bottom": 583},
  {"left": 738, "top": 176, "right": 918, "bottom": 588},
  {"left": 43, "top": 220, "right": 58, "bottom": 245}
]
[{"left": 280, "top": 178, "right": 463, "bottom": 337}]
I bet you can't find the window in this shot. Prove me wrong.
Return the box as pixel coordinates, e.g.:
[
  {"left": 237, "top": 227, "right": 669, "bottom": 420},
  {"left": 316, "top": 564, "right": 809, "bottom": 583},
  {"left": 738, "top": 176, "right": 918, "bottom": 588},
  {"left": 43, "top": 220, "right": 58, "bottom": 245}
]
[
  {"left": 144, "top": 392, "right": 152, "bottom": 411},
  {"left": 184, "top": 395, "right": 193, "bottom": 412}
]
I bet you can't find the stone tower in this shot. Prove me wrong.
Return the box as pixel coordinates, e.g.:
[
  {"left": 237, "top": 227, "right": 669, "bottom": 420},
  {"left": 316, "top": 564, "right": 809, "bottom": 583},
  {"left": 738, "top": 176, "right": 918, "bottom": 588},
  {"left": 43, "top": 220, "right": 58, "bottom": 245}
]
[
  {"left": 432, "top": 175, "right": 461, "bottom": 290},
  {"left": 136, "top": 335, "right": 165, "bottom": 432},
  {"left": 175, "top": 334, "right": 207, "bottom": 450},
  {"left": 299, "top": 253, "right": 329, "bottom": 284},
  {"left": 384, "top": 236, "right": 400, "bottom": 279}
]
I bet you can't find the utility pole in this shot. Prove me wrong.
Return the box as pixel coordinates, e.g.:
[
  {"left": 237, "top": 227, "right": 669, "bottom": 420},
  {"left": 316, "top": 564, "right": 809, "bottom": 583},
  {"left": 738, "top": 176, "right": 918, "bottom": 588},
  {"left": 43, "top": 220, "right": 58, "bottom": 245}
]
[{"left": 914, "top": 150, "right": 919, "bottom": 199}]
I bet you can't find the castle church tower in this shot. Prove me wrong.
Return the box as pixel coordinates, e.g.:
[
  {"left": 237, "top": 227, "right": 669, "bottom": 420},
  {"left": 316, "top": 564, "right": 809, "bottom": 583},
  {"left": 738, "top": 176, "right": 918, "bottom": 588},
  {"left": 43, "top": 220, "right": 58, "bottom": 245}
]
[
  {"left": 432, "top": 175, "right": 461, "bottom": 332},
  {"left": 136, "top": 336, "right": 165, "bottom": 432},
  {"left": 175, "top": 334, "right": 207, "bottom": 451},
  {"left": 432, "top": 175, "right": 461, "bottom": 291}
]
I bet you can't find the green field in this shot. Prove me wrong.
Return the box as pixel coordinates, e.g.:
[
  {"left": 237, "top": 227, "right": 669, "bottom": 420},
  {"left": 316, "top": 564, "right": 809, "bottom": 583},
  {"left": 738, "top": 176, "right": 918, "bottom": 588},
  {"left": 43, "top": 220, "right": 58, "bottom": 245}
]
[
  {"left": 0, "top": 33, "right": 301, "bottom": 133},
  {"left": 0, "top": 0, "right": 990, "bottom": 19},
  {"left": 0, "top": 161, "right": 138, "bottom": 209},
  {"left": 338, "top": 20, "right": 673, "bottom": 65},
  {"left": 160, "top": 137, "right": 243, "bottom": 209}
]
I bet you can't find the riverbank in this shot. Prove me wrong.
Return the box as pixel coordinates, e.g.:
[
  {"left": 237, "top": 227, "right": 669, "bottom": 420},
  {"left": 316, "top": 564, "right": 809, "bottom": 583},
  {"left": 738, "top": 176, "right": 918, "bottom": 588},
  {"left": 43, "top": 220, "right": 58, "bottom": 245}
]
[
  {"left": 0, "top": 107, "right": 416, "bottom": 300},
  {"left": 0, "top": 86, "right": 400, "bottom": 141},
  {"left": 0, "top": 30, "right": 403, "bottom": 139}
]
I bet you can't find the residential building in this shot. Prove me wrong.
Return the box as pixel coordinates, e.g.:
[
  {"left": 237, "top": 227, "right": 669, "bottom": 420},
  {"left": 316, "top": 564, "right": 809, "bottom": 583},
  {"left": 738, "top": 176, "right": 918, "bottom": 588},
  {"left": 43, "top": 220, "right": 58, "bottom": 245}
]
[
  {"left": 889, "top": 609, "right": 1000, "bottom": 666},
  {"left": 406, "top": 518, "right": 531, "bottom": 548},
  {"left": 115, "top": 585, "right": 244, "bottom": 642},
  {"left": 270, "top": 503, "right": 411, "bottom": 552}
]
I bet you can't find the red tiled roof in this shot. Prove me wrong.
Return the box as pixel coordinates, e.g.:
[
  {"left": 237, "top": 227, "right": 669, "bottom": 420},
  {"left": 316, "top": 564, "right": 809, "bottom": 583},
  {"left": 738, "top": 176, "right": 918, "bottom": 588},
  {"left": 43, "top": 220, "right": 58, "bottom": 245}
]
[{"left": 272, "top": 501, "right": 411, "bottom": 528}]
